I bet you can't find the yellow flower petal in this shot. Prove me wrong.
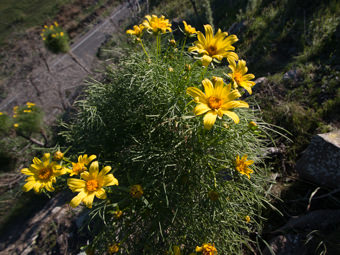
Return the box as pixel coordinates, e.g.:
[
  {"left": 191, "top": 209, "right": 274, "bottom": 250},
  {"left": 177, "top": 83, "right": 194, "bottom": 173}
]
[
  {"left": 95, "top": 188, "right": 107, "bottom": 199},
  {"left": 70, "top": 191, "right": 87, "bottom": 208},
  {"left": 194, "top": 103, "right": 211, "bottom": 115},
  {"left": 203, "top": 111, "right": 218, "bottom": 130}
]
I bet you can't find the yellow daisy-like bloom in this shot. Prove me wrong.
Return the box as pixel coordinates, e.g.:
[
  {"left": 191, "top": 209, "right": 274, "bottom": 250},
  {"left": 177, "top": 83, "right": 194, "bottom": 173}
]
[
  {"left": 195, "top": 243, "right": 217, "bottom": 255},
  {"left": 21, "top": 153, "right": 66, "bottom": 193},
  {"left": 235, "top": 155, "right": 254, "bottom": 179},
  {"left": 126, "top": 24, "right": 145, "bottom": 38},
  {"left": 130, "top": 184, "right": 143, "bottom": 198},
  {"left": 69, "top": 154, "right": 96, "bottom": 176},
  {"left": 108, "top": 243, "right": 119, "bottom": 254},
  {"left": 173, "top": 245, "right": 181, "bottom": 255},
  {"left": 67, "top": 161, "right": 118, "bottom": 208},
  {"left": 188, "top": 24, "right": 238, "bottom": 66},
  {"left": 142, "top": 15, "right": 172, "bottom": 34},
  {"left": 186, "top": 77, "right": 249, "bottom": 130},
  {"left": 60, "top": 32, "right": 64, "bottom": 37},
  {"left": 114, "top": 210, "right": 123, "bottom": 219},
  {"left": 53, "top": 151, "right": 64, "bottom": 161},
  {"left": 13, "top": 123, "right": 19, "bottom": 128},
  {"left": 183, "top": 21, "right": 197, "bottom": 36},
  {"left": 227, "top": 60, "right": 256, "bottom": 94}
]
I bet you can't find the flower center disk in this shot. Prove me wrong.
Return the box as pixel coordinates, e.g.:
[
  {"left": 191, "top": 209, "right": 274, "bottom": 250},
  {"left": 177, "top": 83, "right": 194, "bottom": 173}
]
[
  {"left": 234, "top": 72, "right": 243, "bottom": 84},
  {"left": 38, "top": 167, "right": 52, "bottom": 180},
  {"left": 207, "top": 45, "right": 217, "bottom": 56},
  {"left": 208, "top": 96, "right": 222, "bottom": 109},
  {"left": 86, "top": 180, "right": 99, "bottom": 192}
]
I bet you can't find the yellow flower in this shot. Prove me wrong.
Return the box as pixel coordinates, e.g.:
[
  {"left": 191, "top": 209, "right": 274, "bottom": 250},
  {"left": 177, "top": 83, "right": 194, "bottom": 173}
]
[
  {"left": 52, "top": 34, "right": 56, "bottom": 38},
  {"left": 168, "top": 67, "right": 174, "bottom": 72},
  {"left": 189, "top": 24, "right": 238, "bottom": 66},
  {"left": 67, "top": 161, "right": 119, "bottom": 208},
  {"left": 13, "top": 123, "right": 19, "bottom": 128},
  {"left": 0, "top": 112, "right": 3, "bottom": 115},
  {"left": 227, "top": 60, "right": 255, "bottom": 94},
  {"left": 68, "top": 154, "right": 96, "bottom": 176},
  {"left": 108, "top": 243, "right": 119, "bottom": 254},
  {"left": 126, "top": 24, "right": 145, "bottom": 38},
  {"left": 114, "top": 210, "right": 123, "bottom": 219},
  {"left": 60, "top": 32, "right": 64, "bottom": 37},
  {"left": 50, "top": 25, "right": 54, "bottom": 29},
  {"left": 245, "top": 215, "right": 251, "bottom": 223},
  {"left": 13, "top": 115, "right": 17, "bottom": 118},
  {"left": 169, "top": 39, "right": 176, "bottom": 46},
  {"left": 173, "top": 245, "right": 181, "bottom": 255},
  {"left": 235, "top": 155, "right": 254, "bottom": 179},
  {"left": 186, "top": 77, "right": 249, "bottom": 130},
  {"left": 54, "top": 21, "right": 59, "bottom": 27},
  {"left": 183, "top": 21, "right": 197, "bottom": 36},
  {"left": 13, "top": 106, "right": 18, "bottom": 112},
  {"left": 44, "top": 25, "right": 48, "bottom": 29},
  {"left": 21, "top": 153, "right": 66, "bottom": 193},
  {"left": 53, "top": 151, "right": 64, "bottom": 161},
  {"left": 142, "top": 15, "right": 172, "bottom": 34},
  {"left": 130, "top": 184, "right": 143, "bottom": 198},
  {"left": 23, "top": 109, "right": 32, "bottom": 113},
  {"left": 208, "top": 190, "right": 219, "bottom": 201},
  {"left": 195, "top": 243, "right": 217, "bottom": 255}
]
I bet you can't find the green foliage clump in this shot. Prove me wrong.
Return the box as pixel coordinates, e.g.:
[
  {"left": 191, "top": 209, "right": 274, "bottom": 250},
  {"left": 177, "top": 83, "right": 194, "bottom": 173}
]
[
  {"left": 0, "top": 112, "right": 12, "bottom": 135},
  {"left": 60, "top": 37, "right": 274, "bottom": 253},
  {"left": 41, "top": 22, "right": 69, "bottom": 54},
  {"left": 13, "top": 102, "right": 44, "bottom": 135}
]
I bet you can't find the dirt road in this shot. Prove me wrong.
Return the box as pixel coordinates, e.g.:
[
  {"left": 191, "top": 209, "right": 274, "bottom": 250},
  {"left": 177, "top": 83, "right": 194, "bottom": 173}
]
[{"left": 0, "top": 1, "right": 141, "bottom": 123}]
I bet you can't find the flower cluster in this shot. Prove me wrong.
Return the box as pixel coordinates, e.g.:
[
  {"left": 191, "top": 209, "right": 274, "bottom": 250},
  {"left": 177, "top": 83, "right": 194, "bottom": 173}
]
[
  {"left": 21, "top": 152, "right": 119, "bottom": 209},
  {"left": 41, "top": 21, "right": 69, "bottom": 53},
  {"left": 21, "top": 14, "right": 265, "bottom": 254}
]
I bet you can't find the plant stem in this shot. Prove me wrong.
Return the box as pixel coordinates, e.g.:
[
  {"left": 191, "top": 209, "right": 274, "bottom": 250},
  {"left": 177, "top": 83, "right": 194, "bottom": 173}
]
[
  {"left": 139, "top": 40, "right": 149, "bottom": 58},
  {"left": 181, "top": 35, "right": 187, "bottom": 58}
]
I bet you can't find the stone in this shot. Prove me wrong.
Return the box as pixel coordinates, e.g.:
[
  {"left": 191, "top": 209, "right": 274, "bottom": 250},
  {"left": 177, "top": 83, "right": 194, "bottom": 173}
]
[{"left": 296, "top": 129, "right": 340, "bottom": 188}]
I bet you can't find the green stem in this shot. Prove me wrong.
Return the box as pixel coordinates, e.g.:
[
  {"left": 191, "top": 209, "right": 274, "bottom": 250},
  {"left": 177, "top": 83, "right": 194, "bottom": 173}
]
[
  {"left": 181, "top": 35, "right": 187, "bottom": 58},
  {"left": 139, "top": 40, "right": 149, "bottom": 58},
  {"left": 200, "top": 65, "right": 209, "bottom": 80}
]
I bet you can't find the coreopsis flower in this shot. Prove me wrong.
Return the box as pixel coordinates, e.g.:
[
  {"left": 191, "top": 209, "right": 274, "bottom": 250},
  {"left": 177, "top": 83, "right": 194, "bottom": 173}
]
[
  {"left": 126, "top": 24, "right": 145, "bottom": 38},
  {"left": 195, "top": 243, "right": 217, "bottom": 255},
  {"left": 53, "top": 151, "right": 64, "bottom": 161},
  {"left": 21, "top": 153, "right": 66, "bottom": 193},
  {"left": 68, "top": 154, "right": 96, "bottom": 176},
  {"left": 189, "top": 24, "right": 238, "bottom": 66},
  {"left": 235, "top": 155, "right": 254, "bottom": 179},
  {"left": 67, "top": 161, "right": 118, "bottom": 208},
  {"left": 114, "top": 210, "right": 123, "bottom": 219},
  {"left": 186, "top": 77, "right": 249, "bottom": 130},
  {"left": 173, "top": 245, "right": 181, "bottom": 255},
  {"left": 108, "top": 243, "right": 119, "bottom": 254},
  {"left": 227, "top": 60, "right": 255, "bottom": 94},
  {"left": 182, "top": 21, "right": 197, "bottom": 36},
  {"left": 26, "top": 102, "right": 35, "bottom": 108},
  {"left": 130, "top": 184, "right": 143, "bottom": 198},
  {"left": 13, "top": 123, "right": 19, "bottom": 128},
  {"left": 245, "top": 215, "right": 251, "bottom": 223},
  {"left": 169, "top": 39, "right": 176, "bottom": 46},
  {"left": 142, "top": 15, "right": 172, "bottom": 34}
]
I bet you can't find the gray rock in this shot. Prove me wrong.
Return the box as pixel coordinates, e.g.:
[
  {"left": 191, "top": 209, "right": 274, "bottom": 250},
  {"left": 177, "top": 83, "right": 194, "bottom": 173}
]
[
  {"left": 262, "top": 234, "right": 307, "bottom": 255},
  {"left": 283, "top": 69, "right": 298, "bottom": 80},
  {"left": 296, "top": 129, "right": 340, "bottom": 188}
]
